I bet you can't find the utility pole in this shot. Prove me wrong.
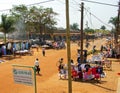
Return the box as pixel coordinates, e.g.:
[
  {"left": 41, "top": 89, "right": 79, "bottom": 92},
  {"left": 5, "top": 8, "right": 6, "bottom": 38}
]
[
  {"left": 80, "top": 2, "right": 84, "bottom": 63},
  {"left": 117, "top": 0, "right": 120, "bottom": 43},
  {"left": 85, "top": 21, "right": 88, "bottom": 41},
  {"left": 116, "top": 0, "right": 120, "bottom": 44},
  {"left": 65, "top": 0, "right": 72, "bottom": 93}
]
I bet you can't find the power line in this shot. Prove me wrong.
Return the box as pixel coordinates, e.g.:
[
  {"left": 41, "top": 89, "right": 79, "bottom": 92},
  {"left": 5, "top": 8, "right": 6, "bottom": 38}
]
[
  {"left": 78, "top": 3, "right": 113, "bottom": 29},
  {"left": 57, "top": 0, "right": 80, "bottom": 12},
  {"left": 81, "top": 0, "right": 118, "bottom": 7},
  {"left": 27, "top": 0, "right": 55, "bottom": 6},
  {"left": 0, "top": 0, "right": 55, "bottom": 12},
  {"left": 84, "top": 7, "right": 113, "bottom": 28},
  {"left": 85, "top": 8, "right": 95, "bottom": 28}
]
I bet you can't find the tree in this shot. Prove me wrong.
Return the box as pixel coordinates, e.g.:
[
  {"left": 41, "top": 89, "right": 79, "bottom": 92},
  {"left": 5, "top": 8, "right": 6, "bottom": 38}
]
[
  {"left": 10, "top": 5, "right": 58, "bottom": 40},
  {"left": 84, "top": 27, "right": 94, "bottom": 34},
  {"left": 108, "top": 16, "right": 118, "bottom": 43},
  {"left": 108, "top": 16, "right": 117, "bottom": 28},
  {"left": 100, "top": 25, "right": 106, "bottom": 30},
  {"left": 10, "top": 5, "right": 29, "bottom": 32},
  {"left": 0, "top": 14, "right": 15, "bottom": 43},
  {"left": 70, "top": 23, "right": 79, "bottom": 30},
  {"left": 29, "top": 6, "right": 58, "bottom": 40}
]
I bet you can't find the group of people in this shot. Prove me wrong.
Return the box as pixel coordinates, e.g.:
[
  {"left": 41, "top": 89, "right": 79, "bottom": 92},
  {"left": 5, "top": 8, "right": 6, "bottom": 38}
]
[
  {"left": 53, "top": 41, "right": 66, "bottom": 49},
  {"left": 57, "top": 58, "right": 106, "bottom": 81},
  {"left": 0, "top": 41, "right": 31, "bottom": 57},
  {"left": 77, "top": 49, "right": 88, "bottom": 63},
  {"left": 100, "top": 44, "right": 119, "bottom": 58}
]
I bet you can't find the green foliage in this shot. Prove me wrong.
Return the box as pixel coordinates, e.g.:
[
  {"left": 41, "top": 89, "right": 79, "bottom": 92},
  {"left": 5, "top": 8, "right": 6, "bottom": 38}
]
[
  {"left": 100, "top": 25, "right": 106, "bottom": 30},
  {"left": 108, "top": 16, "right": 117, "bottom": 28},
  {"left": 10, "top": 5, "right": 58, "bottom": 34},
  {"left": 70, "top": 23, "right": 79, "bottom": 30},
  {"left": 84, "top": 28, "right": 94, "bottom": 34},
  {"left": 0, "top": 14, "right": 15, "bottom": 43},
  {"left": 94, "top": 29, "right": 110, "bottom": 35}
]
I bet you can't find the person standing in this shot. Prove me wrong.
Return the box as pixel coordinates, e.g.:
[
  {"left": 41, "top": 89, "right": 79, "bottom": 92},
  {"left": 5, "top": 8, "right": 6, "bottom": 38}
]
[
  {"left": 92, "top": 45, "right": 96, "bottom": 54},
  {"left": 100, "top": 45, "right": 104, "bottom": 52},
  {"left": 83, "top": 50, "right": 87, "bottom": 63},
  {"left": 34, "top": 58, "right": 40, "bottom": 74},
  {"left": 7, "top": 42, "right": 12, "bottom": 55},
  {"left": 42, "top": 47, "right": 45, "bottom": 56},
  {"left": 58, "top": 58, "right": 64, "bottom": 79}
]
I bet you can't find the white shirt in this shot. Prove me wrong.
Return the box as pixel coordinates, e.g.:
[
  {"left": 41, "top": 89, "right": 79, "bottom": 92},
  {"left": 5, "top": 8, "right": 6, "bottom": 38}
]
[
  {"left": 34, "top": 60, "right": 39, "bottom": 66},
  {"left": 7, "top": 43, "right": 12, "bottom": 50}
]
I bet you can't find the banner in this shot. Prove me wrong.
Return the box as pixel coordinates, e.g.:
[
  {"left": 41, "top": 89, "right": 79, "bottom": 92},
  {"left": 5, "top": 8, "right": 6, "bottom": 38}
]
[{"left": 13, "top": 68, "right": 33, "bottom": 86}]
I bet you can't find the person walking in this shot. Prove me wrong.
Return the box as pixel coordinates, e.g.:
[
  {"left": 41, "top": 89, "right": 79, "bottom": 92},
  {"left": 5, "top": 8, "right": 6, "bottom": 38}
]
[
  {"left": 42, "top": 47, "right": 45, "bottom": 56},
  {"left": 34, "top": 58, "right": 40, "bottom": 74}
]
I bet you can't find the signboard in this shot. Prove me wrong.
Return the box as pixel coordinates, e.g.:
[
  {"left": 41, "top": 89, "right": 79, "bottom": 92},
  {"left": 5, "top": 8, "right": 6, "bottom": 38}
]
[{"left": 13, "top": 68, "right": 33, "bottom": 86}]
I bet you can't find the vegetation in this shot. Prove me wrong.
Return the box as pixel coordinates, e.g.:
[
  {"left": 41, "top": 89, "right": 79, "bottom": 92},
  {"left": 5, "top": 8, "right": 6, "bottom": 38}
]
[
  {"left": 0, "top": 4, "right": 118, "bottom": 42},
  {"left": 9, "top": 5, "right": 58, "bottom": 40},
  {"left": 108, "top": 16, "right": 117, "bottom": 27},
  {"left": 84, "top": 27, "right": 94, "bottom": 34},
  {"left": 0, "top": 14, "right": 15, "bottom": 43},
  {"left": 108, "top": 16, "right": 118, "bottom": 43},
  {"left": 70, "top": 23, "right": 79, "bottom": 31},
  {"left": 100, "top": 25, "right": 106, "bottom": 30}
]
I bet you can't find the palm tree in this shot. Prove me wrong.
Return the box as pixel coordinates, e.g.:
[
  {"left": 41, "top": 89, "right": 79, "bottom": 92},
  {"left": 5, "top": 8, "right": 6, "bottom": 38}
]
[
  {"left": 0, "top": 14, "right": 15, "bottom": 43},
  {"left": 108, "top": 16, "right": 118, "bottom": 43},
  {"left": 108, "top": 17, "right": 117, "bottom": 28}
]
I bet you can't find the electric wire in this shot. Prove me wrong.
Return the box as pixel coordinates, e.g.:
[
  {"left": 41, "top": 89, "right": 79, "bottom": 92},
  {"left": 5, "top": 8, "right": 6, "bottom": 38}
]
[
  {"left": 26, "top": 0, "right": 55, "bottom": 6},
  {"left": 85, "top": 8, "right": 95, "bottom": 28},
  {"left": 0, "top": 0, "right": 55, "bottom": 12},
  {"left": 81, "top": 0, "right": 118, "bottom": 7},
  {"left": 84, "top": 6, "right": 113, "bottom": 29},
  {"left": 0, "top": 0, "right": 116, "bottom": 29}
]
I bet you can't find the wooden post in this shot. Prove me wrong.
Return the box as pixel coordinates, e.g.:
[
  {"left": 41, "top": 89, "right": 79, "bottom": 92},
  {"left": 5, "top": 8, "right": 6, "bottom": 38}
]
[
  {"left": 80, "top": 2, "right": 84, "bottom": 63},
  {"left": 117, "top": 78, "right": 120, "bottom": 93},
  {"left": 66, "top": 0, "right": 72, "bottom": 93}
]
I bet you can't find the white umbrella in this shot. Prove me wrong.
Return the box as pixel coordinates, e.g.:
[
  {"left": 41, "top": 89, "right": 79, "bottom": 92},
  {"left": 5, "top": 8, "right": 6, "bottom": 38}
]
[{"left": 41, "top": 45, "right": 50, "bottom": 48}]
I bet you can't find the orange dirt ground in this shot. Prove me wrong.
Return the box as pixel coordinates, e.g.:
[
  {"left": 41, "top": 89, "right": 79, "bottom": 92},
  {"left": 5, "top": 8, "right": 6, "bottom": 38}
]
[{"left": 0, "top": 38, "right": 120, "bottom": 93}]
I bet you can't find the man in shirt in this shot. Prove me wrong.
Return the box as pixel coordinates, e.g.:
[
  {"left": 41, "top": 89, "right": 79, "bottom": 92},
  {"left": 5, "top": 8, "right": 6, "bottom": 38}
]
[{"left": 34, "top": 58, "right": 40, "bottom": 74}]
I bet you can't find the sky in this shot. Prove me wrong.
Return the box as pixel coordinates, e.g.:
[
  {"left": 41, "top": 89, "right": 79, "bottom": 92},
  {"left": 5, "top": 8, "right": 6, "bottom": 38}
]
[{"left": 0, "top": 0, "right": 119, "bottom": 30}]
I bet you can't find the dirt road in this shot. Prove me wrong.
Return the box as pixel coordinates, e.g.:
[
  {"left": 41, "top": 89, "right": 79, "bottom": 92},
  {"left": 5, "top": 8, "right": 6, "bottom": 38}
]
[{"left": 0, "top": 38, "right": 120, "bottom": 93}]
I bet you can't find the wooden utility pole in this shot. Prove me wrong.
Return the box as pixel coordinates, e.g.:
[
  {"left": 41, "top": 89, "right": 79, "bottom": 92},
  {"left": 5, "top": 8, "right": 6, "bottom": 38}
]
[
  {"left": 66, "top": 0, "right": 72, "bottom": 93},
  {"left": 116, "top": 0, "right": 120, "bottom": 44},
  {"left": 115, "top": 0, "right": 120, "bottom": 55},
  {"left": 80, "top": 2, "right": 84, "bottom": 63},
  {"left": 118, "top": 0, "right": 120, "bottom": 39}
]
